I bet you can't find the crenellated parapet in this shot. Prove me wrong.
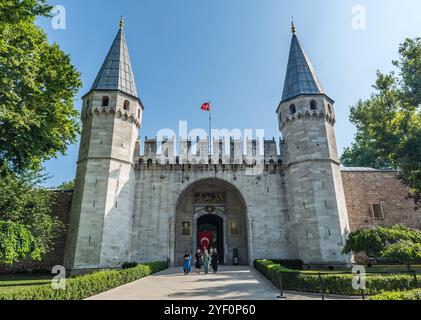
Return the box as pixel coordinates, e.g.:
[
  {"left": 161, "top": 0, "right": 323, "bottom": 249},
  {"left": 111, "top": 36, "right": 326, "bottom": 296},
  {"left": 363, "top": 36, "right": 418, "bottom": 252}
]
[{"left": 136, "top": 136, "right": 282, "bottom": 170}]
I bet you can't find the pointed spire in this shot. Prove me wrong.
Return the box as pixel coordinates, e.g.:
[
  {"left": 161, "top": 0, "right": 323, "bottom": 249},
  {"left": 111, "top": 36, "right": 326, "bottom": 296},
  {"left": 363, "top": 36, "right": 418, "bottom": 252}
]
[
  {"left": 281, "top": 24, "right": 325, "bottom": 103},
  {"left": 91, "top": 17, "right": 138, "bottom": 98}
]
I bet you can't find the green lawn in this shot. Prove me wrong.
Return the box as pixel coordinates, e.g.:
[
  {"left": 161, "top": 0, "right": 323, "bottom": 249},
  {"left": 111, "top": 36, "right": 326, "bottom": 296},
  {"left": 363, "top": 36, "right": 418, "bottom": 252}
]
[{"left": 0, "top": 274, "right": 53, "bottom": 294}]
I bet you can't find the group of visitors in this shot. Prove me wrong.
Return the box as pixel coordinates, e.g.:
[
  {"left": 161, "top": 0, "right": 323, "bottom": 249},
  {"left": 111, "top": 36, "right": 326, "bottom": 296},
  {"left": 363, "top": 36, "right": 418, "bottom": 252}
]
[{"left": 183, "top": 247, "right": 219, "bottom": 275}]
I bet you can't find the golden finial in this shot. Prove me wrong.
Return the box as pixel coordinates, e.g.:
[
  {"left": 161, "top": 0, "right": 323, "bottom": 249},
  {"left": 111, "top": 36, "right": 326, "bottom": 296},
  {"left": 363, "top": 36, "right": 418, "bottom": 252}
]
[
  {"left": 120, "top": 16, "right": 124, "bottom": 30},
  {"left": 291, "top": 17, "right": 296, "bottom": 34}
]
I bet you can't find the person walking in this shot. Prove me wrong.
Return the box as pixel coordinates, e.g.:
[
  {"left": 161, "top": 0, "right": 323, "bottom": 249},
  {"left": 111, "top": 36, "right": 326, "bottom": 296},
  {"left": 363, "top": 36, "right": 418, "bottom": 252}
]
[
  {"left": 203, "top": 249, "right": 211, "bottom": 274},
  {"left": 195, "top": 249, "right": 202, "bottom": 275},
  {"left": 211, "top": 249, "right": 219, "bottom": 274},
  {"left": 183, "top": 251, "right": 191, "bottom": 275}
]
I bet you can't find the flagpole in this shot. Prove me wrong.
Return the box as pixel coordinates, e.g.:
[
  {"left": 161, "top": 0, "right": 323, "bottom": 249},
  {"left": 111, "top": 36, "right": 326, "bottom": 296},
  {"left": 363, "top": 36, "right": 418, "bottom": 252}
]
[{"left": 208, "top": 100, "right": 212, "bottom": 156}]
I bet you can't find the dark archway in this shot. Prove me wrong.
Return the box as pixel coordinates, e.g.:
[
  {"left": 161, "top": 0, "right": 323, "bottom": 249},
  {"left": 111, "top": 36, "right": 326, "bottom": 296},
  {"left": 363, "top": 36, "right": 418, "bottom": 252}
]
[{"left": 197, "top": 214, "right": 224, "bottom": 264}]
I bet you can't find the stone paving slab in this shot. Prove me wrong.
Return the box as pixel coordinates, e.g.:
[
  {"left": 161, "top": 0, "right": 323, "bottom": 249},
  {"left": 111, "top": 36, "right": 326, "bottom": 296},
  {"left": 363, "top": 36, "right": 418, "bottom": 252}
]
[{"left": 87, "top": 266, "right": 359, "bottom": 300}]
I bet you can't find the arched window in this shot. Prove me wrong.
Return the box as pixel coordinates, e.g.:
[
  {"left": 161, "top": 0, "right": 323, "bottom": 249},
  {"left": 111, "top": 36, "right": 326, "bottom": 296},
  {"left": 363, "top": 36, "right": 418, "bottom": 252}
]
[
  {"left": 124, "top": 100, "right": 130, "bottom": 111},
  {"left": 138, "top": 109, "right": 141, "bottom": 119},
  {"left": 102, "top": 96, "right": 109, "bottom": 107},
  {"left": 327, "top": 104, "right": 332, "bottom": 114},
  {"left": 310, "top": 100, "right": 317, "bottom": 110},
  {"left": 289, "top": 104, "right": 296, "bottom": 114}
]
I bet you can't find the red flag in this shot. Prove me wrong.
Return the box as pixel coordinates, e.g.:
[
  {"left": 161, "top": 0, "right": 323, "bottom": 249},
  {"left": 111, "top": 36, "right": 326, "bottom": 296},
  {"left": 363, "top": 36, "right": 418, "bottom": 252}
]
[
  {"left": 198, "top": 231, "right": 213, "bottom": 251},
  {"left": 200, "top": 102, "right": 210, "bottom": 111}
]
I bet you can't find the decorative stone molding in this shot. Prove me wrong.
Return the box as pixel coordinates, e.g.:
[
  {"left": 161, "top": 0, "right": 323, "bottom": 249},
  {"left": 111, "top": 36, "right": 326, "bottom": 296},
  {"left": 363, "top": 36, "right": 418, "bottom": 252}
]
[
  {"left": 84, "top": 105, "right": 141, "bottom": 127},
  {"left": 281, "top": 109, "right": 336, "bottom": 129}
]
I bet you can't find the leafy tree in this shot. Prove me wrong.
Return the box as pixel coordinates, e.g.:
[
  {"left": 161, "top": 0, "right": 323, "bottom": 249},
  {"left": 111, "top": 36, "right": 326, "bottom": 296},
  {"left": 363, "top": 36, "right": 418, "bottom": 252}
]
[
  {"left": 343, "top": 225, "right": 421, "bottom": 269},
  {"left": 0, "top": 0, "right": 82, "bottom": 173},
  {"left": 341, "top": 38, "right": 421, "bottom": 203},
  {"left": 0, "top": 0, "right": 79, "bottom": 264},
  {"left": 381, "top": 241, "right": 421, "bottom": 270},
  {"left": 56, "top": 180, "right": 75, "bottom": 190},
  {"left": 0, "top": 0, "right": 51, "bottom": 24},
  {"left": 0, "top": 221, "right": 41, "bottom": 265},
  {"left": 0, "top": 168, "right": 64, "bottom": 264}
]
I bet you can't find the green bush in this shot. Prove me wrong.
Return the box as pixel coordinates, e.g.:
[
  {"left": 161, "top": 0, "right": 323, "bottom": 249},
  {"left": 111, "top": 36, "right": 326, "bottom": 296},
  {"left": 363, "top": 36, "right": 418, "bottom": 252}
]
[
  {"left": 122, "top": 262, "right": 138, "bottom": 269},
  {"left": 369, "top": 289, "right": 421, "bottom": 300},
  {"left": 271, "top": 259, "right": 304, "bottom": 270},
  {"left": 0, "top": 261, "right": 167, "bottom": 300},
  {"left": 254, "top": 260, "right": 417, "bottom": 296}
]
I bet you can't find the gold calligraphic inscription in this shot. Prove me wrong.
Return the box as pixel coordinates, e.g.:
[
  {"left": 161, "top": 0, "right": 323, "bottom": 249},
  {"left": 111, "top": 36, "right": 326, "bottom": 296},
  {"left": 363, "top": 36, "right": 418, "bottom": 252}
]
[
  {"left": 194, "top": 192, "right": 226, "bottom": 204},
  {"left": 229, "top": 221, "right": 240, "bottom": 236},
  {"left": 181, "top": 221, "right": 191, "bottom": 237}
]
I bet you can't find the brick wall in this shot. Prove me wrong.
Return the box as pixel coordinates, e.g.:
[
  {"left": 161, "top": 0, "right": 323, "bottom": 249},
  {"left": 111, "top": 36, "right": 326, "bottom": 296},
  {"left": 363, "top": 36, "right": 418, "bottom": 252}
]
[
  {"left": 342, "top": 170, "right": 420, "bottom": 231},
  {"left": 0, "top": 190, "right": 73, "bottom": 274},
  {"left": 342, "top": 170, "right": 421, "bottom": 264}
]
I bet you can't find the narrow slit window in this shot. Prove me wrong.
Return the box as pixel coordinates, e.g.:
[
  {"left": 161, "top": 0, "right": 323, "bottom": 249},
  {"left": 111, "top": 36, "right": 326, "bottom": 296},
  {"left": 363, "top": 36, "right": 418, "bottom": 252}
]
[
  {"left": 372, "top": 204, "right": 385, "bottom": 219},
  {"left": 102, "top": 96, "right": 110, "bottom": 107},
  {"left": 289, "top": 104, "right": 296, "bottom": 114},
  {"left": 327, "top": 104, "right": 332, "bottom": 114},
  {"left": 310, "top": 100, "right": 317, "bottom": 110},
  {"left": 124, "top": 100, "right": 130, "bottom": 111}
]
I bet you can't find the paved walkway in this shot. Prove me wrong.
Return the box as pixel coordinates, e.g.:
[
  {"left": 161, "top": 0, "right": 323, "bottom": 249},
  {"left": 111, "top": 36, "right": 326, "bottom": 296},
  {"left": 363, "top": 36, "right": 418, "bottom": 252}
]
[{"left": 87, "top": 266, "right": 359, "bottom": 300}]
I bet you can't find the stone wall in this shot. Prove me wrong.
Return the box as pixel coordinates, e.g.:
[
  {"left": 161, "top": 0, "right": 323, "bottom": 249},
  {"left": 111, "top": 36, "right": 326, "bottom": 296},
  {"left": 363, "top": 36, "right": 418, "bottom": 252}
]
[
  {"left": 2, "top": 169, "right": 420, "bottom": 273},
  {"left": 341, "top": 169, "right": 421, "bottom": 263},
  {"left": 129, "top": 163, "right": 293, "bottom": 266},
  {"left": 0, "top": 191, "right": 73, "bottom": 274},
  {"left": 64, "top": 90, "right": 141, "bottom": 271},
  {"left": 279, "top": 94, "right": 351, "bottom": 265},
  {"left": 341, "top": 170, "right": 420, "bottom": 231}
]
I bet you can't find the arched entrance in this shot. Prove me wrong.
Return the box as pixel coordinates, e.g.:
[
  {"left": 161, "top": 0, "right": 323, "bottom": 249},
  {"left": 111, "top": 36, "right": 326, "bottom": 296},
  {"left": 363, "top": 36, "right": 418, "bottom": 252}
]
[
  {"left": 173, "top": 178, "right": 249, "bottom": 266},
  {"left": 197, "top": 214, "right": 224, "bottom": 263}
]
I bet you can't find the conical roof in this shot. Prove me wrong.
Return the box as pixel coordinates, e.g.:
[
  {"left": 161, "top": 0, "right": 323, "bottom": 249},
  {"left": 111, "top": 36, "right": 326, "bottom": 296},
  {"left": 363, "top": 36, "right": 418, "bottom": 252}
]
[
  {"left": 91, "top": 21, "right": 138, "bottom": 98},
  {"left": 281, "top": 33, "right": 325, "bottom": 102}
]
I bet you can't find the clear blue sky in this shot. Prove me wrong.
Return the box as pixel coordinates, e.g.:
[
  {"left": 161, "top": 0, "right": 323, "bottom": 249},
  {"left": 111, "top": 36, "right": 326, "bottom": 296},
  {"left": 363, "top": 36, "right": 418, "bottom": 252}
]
[{"left": 38, "top": 0, "right": 421, "bottom": 187}]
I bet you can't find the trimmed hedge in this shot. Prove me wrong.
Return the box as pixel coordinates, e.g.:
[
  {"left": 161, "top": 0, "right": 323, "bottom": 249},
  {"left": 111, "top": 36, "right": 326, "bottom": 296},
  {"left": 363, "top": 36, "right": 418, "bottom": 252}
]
[
  {"left": 255, "top": 260, "right": 418, "bottom": 296},
  {"left": 122, "top": 262, "right": 138, "bottom": 269},
  {"left": 271, "top": 259, "right": 304, "bottom": 270},
  {"left": 369, "top": 289, "right": 421, "bottom": 300},
  {"left": 0, "top": 261, "right": 167, "bottom": 300}
]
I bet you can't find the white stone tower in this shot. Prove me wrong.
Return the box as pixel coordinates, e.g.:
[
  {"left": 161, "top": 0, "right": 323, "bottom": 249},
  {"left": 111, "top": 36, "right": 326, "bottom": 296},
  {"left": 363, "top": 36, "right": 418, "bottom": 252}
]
[
  {"left": 277, "top": 23, "right": 351, "bottom": 265},
  {"left": 64, "top": 17, "right": 143, "bottom": 272}
]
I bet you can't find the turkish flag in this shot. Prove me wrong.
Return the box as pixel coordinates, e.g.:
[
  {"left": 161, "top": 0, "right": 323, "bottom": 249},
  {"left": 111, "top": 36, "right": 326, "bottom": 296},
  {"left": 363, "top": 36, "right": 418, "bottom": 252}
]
[
  {"left": 201, "top": 102, "right": 210, "bottom": 111},
  {"left": 198, "top": 231, "right": 213, "bottom": 251}
]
